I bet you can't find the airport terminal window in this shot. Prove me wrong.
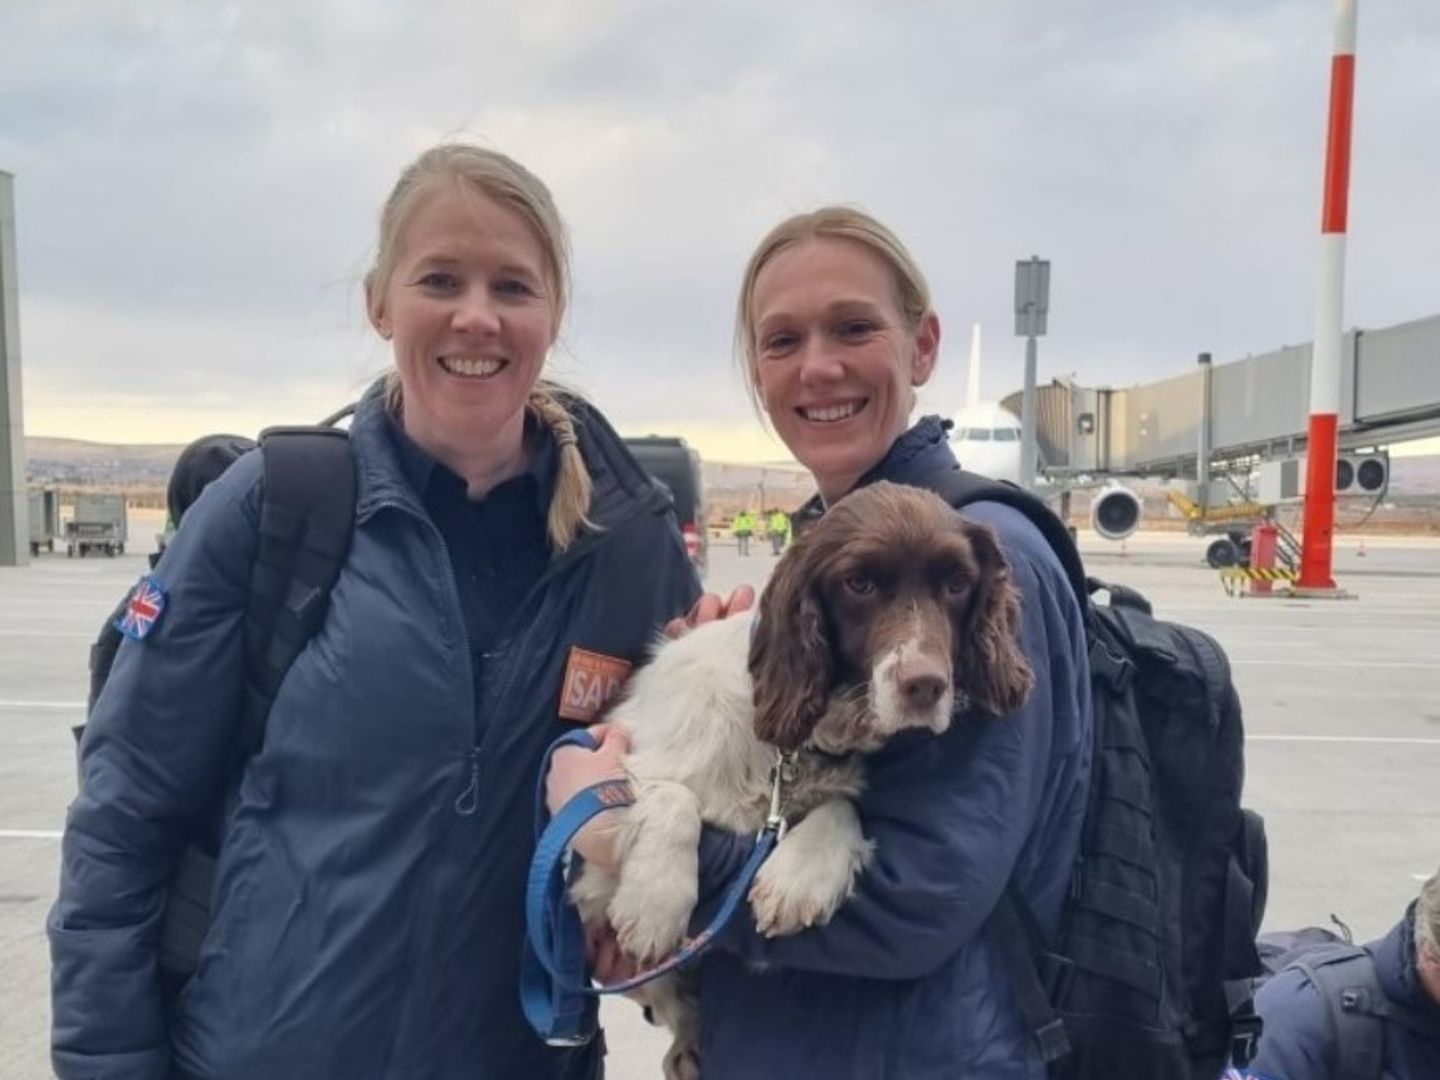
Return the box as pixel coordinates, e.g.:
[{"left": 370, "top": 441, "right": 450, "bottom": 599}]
[
  {"left": 994, "top": 428, "right": 1019, "bottom": 441},
  {"left": 968, "top": 429, "right": 991, "bottom": 441}
]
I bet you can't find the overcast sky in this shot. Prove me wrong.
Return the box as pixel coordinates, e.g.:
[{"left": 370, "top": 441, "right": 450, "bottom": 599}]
[{"left": 3, "top": 0, "right": 1438, "bottom": 461}]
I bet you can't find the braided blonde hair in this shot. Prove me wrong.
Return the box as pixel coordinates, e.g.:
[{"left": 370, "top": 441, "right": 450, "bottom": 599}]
[
  {"left": 371, "top": 143, "right": 594, "bottom": 551},
  {"left": 527, "top": 383, "right": 596, "bottom": 551}
]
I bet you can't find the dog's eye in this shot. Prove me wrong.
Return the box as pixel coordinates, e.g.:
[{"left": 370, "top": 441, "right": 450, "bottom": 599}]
[
  {"left": 945, "top": 576, "right": 970, "bottom": 596},
  {"left": 844, "top": 575, "right": 876, "bottom": 596}
]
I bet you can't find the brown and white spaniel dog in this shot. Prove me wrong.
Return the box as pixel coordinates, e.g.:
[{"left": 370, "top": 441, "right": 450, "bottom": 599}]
[{"left": 569, "top": 481, "right": 1033, "bottom": 1080}]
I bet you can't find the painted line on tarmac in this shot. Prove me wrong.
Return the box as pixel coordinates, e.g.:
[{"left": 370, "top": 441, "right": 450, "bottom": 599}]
[
  {"left": 0, "top": 829, "right": 63, "bottom": 840},
  {"left": 1213, "top": 626, "right": 1440, "bottom": 636},
  {"left": 1232, "top": 660, "right": 1437, "bottom": 669},
  {"left": 1163, "top": 607, "right": 1440, "bottom": 617},
  {"left": 0, "top": 629, "right": 91, "bottom": 638},
  {"left": 2, "top": 599, "right": 124, "bottom": 609},
  {"left": 0, "top": 700, "right": 85, "bottom": 710},
  {"left": 1248, "top": 734, "right": 1440, "bottom": 746}
]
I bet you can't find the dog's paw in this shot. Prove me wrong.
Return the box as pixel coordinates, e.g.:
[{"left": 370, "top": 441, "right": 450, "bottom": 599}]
[
  {"left": 748, "top": 804, "right": 871, "bottom": 937},
  {"left": 663, "top": 1038, "right": 701, "bottom": 1080},
  {"left": 608, "top": 867, "right": 697, "bottom": 967}
]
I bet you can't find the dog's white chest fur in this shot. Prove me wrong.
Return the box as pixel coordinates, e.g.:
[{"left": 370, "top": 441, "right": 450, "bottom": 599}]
[{"left": 615, "top": 613, "right": 781, "bottom": 833}]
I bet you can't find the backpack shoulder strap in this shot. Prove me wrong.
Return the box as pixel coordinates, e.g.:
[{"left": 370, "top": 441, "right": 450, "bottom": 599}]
[
  {"left": 917, "top": 467, "right": 1090, "bottom": 610},
  {"left": 239, "top": 426, "right": 356, "bottom": 759},
  {"left": 1291, "top": 946, "right": 1386, "bottom": 1080}
]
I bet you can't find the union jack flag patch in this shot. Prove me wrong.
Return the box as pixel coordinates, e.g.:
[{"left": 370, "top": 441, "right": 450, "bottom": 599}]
[{"left": 115, "top": 575, "right": 167, "bottom": 641}]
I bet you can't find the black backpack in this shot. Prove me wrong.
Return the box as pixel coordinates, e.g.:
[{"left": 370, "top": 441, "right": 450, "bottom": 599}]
[
  {"left": 78, "top": 426, "right": 356, "bottom": 984},
  {"left": 920, "top": 467, "right": 1270, "bottom": 1080},
  {"left": 1250, "top": 921, "right": 1429, "bottom": 1080}
]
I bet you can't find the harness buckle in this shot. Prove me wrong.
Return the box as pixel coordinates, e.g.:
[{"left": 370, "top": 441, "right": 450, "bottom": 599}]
[
  {"left": 759, "top": 749, "right": 800, "bottom": 842},
  {"left": 1035, "top": 1018, "right": 1072, "bottom": 1063}
]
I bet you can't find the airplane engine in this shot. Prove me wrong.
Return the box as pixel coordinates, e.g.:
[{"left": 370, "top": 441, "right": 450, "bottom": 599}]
[{"left": 1090, "top": 484, "right": 1142, "bottom": 541}]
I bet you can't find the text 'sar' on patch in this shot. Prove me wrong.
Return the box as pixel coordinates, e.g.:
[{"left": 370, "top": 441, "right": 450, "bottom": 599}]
[{"left": 557, "top": 647, "right": 633, "bottom": 723}]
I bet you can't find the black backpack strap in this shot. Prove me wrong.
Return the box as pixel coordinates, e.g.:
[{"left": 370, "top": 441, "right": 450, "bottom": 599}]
[
  {"left": 155, "top": 424, "right": 355, "bottom": 983},
  {"left": 239, "top": 426, "right": 356, "bottom": 760},
  {"left": 922, "top": 466, "right": 1094, "bottom": 1066},
  {"left": 989, "top": 888, "right": 1073, "bottom": 1064},
  {"left": 918, "top": 467, "right": 1090, "bottom": 610},
  {"left": 1291, "top": 947, "right": 1386, "bottom": 1080}
]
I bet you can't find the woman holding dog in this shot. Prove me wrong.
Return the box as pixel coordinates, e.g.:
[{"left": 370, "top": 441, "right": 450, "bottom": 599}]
[
  {"left": 552, "top": 207, "right": 1093, "bottom": 1079},
  {"left": 49, "top": 144, "right": 701, "bottom": 1080}
]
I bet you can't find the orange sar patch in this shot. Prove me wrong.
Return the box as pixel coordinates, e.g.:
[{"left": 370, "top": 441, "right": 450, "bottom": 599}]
[{"left": 557, "top": 647, "right": 633, "bottom": 723}]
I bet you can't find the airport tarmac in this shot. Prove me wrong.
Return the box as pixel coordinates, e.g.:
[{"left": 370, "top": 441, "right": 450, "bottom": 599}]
[{"left": 2, "top": 528, "right": 1438, "bottom": 1079}]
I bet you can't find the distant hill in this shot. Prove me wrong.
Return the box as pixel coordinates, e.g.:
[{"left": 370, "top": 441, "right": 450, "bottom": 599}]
[
  {"left": 22, "top": 435, "right": 1440, "bottom": 504},
  {"left": 27, "top": 436, "right": 185, "bottom": 464},
  {"left": 22, "top": 435, "right": 816, "bottom": 500},
  {"left": 26, "top": 437, "right": 184, "bottom": 490}
]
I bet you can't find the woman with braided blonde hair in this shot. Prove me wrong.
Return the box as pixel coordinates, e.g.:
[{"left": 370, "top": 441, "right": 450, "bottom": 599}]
[{"left": 50, "top": 143, "right": 700, "bottom": 1080}]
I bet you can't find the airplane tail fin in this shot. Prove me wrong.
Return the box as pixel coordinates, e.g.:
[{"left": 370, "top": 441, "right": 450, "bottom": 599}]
[{"left": 965, "top": 323, "right": 982, "bottom": 409}]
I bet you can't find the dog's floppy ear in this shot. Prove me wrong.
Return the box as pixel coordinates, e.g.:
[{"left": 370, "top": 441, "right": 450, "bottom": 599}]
[
  {"left": 750, "top": 537, "right": 834, "bottom": 752},
  {"left": 955, "top": 521, "right": 1034, "bottom": 716}
]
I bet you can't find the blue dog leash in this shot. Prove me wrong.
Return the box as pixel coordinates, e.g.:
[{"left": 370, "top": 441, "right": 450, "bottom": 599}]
[{"left": 520, "top": 729, "right": 797, "bottom": 1045}]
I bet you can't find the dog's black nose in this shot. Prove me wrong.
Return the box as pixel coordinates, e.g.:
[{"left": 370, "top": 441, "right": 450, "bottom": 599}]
[{"left": 898, "top": 663, "right": 948, "bottom": 710}]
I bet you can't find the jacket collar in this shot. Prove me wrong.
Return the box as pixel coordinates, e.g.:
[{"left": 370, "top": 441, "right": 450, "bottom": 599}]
[
  {"left": 1374, "top": 903, "right": 1440, "bottom": 1026},
  {"left": 853, "top": 414, "right": 957, "bottom": 491},
  {"left": 349, "top": 379, "right": 672, "bottom": 541},
  {"left": 795, "top": 415, "right": 958, "bottom": 519},
  {"left": 380, "top": 401, "right": 557, "bottom": 519}
]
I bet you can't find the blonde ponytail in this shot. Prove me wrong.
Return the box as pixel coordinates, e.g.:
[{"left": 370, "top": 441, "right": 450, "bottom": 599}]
[{"left": 527, "top": 384, "right": 595, "bottom": 552}]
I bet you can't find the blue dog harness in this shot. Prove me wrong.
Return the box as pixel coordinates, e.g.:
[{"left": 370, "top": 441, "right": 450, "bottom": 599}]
[{"left": 520, "top": 728, "right": 796, "bottom": 1045}]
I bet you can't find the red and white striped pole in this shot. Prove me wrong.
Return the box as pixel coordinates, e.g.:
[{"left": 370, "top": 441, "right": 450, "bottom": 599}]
[{"left": 1298, "top": 0, "right": 1358, "bottom": 592}]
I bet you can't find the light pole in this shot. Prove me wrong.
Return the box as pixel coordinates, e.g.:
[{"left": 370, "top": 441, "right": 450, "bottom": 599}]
[
  {"left": 1014, "top": 257, "right": 1050, "bottom": 490},
  {"left": 1, "top": 169, "right": 27, "bottom": 567},
  {"left": 1297, "top": 0, "right": 1358, "bottom": 595}
]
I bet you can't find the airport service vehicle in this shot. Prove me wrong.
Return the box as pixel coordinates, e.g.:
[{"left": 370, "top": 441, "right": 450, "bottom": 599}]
[
  {"left": 65, "top": 493, "right": 128, "bottom": 557},
  {"left": 624, "top": 435, "right": 707, "bottom": 574},
  {"left": 28, "top": 489, "right": 60, "bottom": 555}
]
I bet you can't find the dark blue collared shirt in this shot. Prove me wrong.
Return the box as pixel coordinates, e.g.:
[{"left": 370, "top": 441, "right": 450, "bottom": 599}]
[{"left": 386, "top": 411, "right": 556, "bottom": 727}]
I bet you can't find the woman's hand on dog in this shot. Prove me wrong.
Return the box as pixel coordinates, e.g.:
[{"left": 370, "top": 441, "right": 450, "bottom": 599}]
[
  {"left": 664, "top": 585, "right": 756, "bottom": 639},
  {"left": 546, "top": 723, "right": 630, "bottom": 869}
]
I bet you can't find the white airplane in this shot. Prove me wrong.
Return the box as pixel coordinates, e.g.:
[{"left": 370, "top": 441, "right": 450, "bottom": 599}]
[
  {"left": 947, "top": 323, "right": 1141, "bottom": 541},
  {"left": 948, "top": 324, "right": 1024, "bottom": 485}
]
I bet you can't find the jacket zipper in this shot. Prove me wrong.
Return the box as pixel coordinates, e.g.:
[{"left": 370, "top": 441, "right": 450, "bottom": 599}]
[
  {"left": 477, "top": 539, "right": 602, "bottom": 744},
  {"left": 454, "top": 746, "right": 481, "bottom": 816},
  {"left": 377, "top": 500, "right": 480, "bottom": 813},
  {"left": 381, "top": 495, "right": 612, "bottom": 817}
]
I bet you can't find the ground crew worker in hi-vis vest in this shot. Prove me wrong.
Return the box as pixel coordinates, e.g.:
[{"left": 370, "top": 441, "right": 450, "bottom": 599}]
[
  {"left": 732, "top": 509, "right": 755, "bottom": 555},
  {"left": 767, "top": 509, "right": 791, "bottom": 555}
]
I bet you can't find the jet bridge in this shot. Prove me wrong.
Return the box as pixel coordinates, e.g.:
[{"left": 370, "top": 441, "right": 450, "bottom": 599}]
[{"left": 1005, "top": 311, "right": 1440, "bottom": 480}]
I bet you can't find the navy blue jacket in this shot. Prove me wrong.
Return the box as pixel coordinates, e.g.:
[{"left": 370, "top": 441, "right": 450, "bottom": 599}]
[
  {"left": 695, "top": 417, "right": 1093, "bottom": 1079},
  {"left": 49, "top": 387, "right": 700, "bottom": 1080},
  {"left": 1245, "top": 906, "right": 1440, "bottom": 1080}
]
